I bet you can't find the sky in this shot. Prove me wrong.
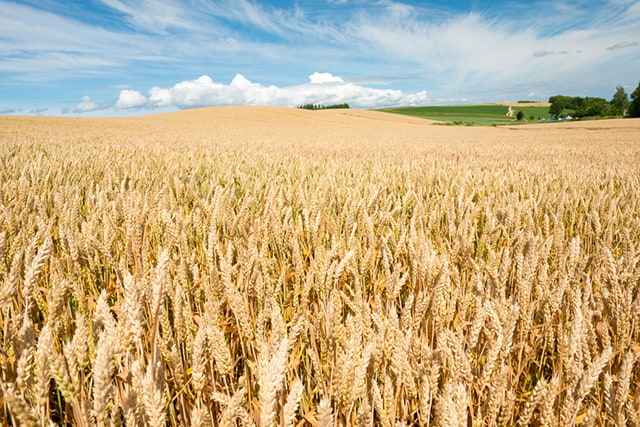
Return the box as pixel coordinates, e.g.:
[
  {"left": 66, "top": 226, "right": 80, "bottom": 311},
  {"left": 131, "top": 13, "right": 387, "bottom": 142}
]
[{"left": 1, "top": 0, "right": 639, "bottom": 116}]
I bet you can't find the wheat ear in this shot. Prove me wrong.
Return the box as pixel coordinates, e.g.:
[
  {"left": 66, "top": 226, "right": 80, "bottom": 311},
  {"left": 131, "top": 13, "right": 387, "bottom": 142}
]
[
  {"left": 260, "top": 338, "right": 289, "bottom": 427},
  {"left": 282, "top": 378, "right": 304, "bottom": 427}
]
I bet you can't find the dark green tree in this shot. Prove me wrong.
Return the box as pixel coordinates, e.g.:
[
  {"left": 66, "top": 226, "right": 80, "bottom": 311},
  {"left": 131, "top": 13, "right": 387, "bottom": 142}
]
[
  {"left": 574, "top": 97, "right": 611, "bottom": 118},
  {"left": 549, "top": 95, "right": 571, "bottom": 116},
  {"left": 630, "top": 81, "right": 640, "bottom": 118},
  {"left": 297, "top": 103, "right": 350, "bottom": 110},
  {"left": 569, "top": 97, "right": 584, "bottom": 110},
  {"left": 516, "top": 111, "right": 524, "bottom": 120},
  {"left": 610, "top": 86, "right": 629, "bottom": 116}
]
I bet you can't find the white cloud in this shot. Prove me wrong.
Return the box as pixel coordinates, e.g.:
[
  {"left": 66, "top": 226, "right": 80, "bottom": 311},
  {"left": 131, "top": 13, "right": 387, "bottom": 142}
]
[
  {"left": 73, "top": 95, "right": 115, "bottom": 114},
  {"left": 74, "top": 96, "right": 99, "bottom": 113},
  {"left": 309, "top": 72, "right": 345, "bottom": 84},
  {"left": 117, "top": 72, "right": 428, "bottom": 110},
  {"left": 115, "top": 89, "right": 148, "bottom": 109}
]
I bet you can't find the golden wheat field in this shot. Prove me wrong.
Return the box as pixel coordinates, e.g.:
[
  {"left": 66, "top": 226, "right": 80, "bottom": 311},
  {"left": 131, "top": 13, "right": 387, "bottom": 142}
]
[{"left": 1, "top": 107, "right": 639, "bottom": 426}]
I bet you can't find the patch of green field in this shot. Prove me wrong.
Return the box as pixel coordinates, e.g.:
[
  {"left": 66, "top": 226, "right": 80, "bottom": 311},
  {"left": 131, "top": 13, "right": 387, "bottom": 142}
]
[
  {"left": 515, "top": 106, "right": 556, "bottom": 121},
  {"left": 377, "top": 104, "right": 552, "bottom": 125}
]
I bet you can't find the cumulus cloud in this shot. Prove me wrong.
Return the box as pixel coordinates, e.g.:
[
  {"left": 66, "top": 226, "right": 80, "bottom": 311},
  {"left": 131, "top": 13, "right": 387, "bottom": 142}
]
[
  {"left": 74, "top": 96, "right": 99, "bottom": 113},
  {"left": 116, "top": 72, "right": 428, "bottom": 110},
  {"left": 308, "top": 72, "right": 345, "bottom": 84},
  {"left": 115, "top": 89, "right": 148, "bottom": 109},
  {"left": 73, "top": 95, "right": 112, "bottom": 113},
  {"left": 606, "top": 41, "right": 638, "bottom": 50}
]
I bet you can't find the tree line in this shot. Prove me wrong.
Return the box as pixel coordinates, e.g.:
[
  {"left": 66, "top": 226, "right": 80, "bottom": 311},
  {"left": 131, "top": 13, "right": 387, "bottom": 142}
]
[
  {"left": 296, "top": 103, "right": 350, "bottom": 110},
  {"left": 549, "top": 81, "right": 640, "bottom": 118}
]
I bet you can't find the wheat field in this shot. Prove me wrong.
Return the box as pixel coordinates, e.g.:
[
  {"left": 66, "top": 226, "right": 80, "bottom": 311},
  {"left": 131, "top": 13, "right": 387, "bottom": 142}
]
[{"left": 1, "top": 107, "right": 639, "bottom": 426}]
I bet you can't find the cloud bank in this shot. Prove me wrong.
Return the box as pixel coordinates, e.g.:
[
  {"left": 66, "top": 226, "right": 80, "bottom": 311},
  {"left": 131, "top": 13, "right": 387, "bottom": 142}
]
[{"left": 112, "top": 72, "right": 428, "bottom": 111}]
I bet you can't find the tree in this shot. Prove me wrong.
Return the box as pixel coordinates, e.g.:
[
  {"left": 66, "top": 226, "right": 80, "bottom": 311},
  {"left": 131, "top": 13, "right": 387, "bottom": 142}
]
[
  {"left": 630, "top": 81, "right": 640, "bottom": 118},
  {"left": 569, "top": 97, "right": 584, "bottom": 110},
  {"left": 549, "top": 95, "right": 570, "bottom": 116},
  {"left": 610, "top": 86, "right": 629, "bottom": 116},
  {"left": 549, "top": 95, "right": 585, "bottom": 116},
  {"left": 574, "top": 97, "right": 611, "bottom": 118},
  {"left": 516, "top": 111, "right": 524, "bottom": 120},
  {"left": 297, "top": 103, "right": 350, "bottom": 110}
]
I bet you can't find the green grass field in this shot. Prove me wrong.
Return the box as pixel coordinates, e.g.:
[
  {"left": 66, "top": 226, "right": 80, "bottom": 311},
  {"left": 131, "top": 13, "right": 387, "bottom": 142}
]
[{"left": 377, "top": 104, "right": 553, "bottom": 125}]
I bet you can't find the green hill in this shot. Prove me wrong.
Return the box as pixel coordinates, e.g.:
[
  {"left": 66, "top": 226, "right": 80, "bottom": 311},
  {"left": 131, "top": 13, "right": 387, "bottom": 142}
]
[{"left": 377, "top": 104, "right": 552, "bottom": 125}]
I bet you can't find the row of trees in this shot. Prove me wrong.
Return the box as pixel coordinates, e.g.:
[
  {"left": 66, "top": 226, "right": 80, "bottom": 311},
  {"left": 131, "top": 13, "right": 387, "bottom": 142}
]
[
  {"left": 549, "top": 81, "right": 640, "bottom": 118},
  {"left": 297, "top": 103, "right": 350, "bottom": 110}
]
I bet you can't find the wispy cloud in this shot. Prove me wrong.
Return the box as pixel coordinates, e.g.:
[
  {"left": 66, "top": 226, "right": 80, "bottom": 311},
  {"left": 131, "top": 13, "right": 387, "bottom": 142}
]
[
  {"left": 607, "top": 40, "right": 639, "bottom": 50},
  {"left": 532, "top": 50, "right": 569, "bottom": 57},
  {"left": 0, "top": 2, "right": 167, "bottom": 82},
  {"left": 349, "top": 1, "right": 640, "bottom": 98},
  {"left": 97, "top": 0, "right": 199, "bottom": 33}
]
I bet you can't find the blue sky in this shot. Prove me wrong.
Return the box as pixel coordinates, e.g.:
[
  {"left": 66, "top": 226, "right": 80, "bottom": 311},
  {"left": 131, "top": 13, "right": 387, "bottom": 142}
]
[{"left": 1, "top": 0, "right": 639, "bottom": 115}]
